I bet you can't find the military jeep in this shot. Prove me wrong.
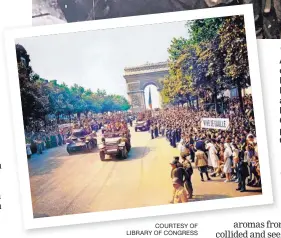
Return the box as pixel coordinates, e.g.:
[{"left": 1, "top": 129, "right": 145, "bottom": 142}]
[
  {"left": 134, "top": 120, "right": 149, "bottom": 132},
  {"left": 99, "top": 130, "right": 131, "bottom": 161}
]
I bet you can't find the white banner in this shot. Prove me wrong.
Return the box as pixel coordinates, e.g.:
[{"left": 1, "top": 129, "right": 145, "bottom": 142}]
[{"left": 201, "top": 118, "right": 230, "bottom": 130}]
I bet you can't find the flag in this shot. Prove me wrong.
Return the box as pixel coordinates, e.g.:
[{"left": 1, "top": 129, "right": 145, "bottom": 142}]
[{"left": 148, "top": 87, "right": 152, "bottom": 109}]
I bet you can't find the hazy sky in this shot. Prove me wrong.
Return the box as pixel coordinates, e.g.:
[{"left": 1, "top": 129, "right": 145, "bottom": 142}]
[{"left": 16, "top": 20, "right": 189, "bottom": 108}]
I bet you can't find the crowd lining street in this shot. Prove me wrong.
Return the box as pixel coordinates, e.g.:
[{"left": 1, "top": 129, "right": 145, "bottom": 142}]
[{"left": 29, "top": 117, "right": 261, "bottom": 218}]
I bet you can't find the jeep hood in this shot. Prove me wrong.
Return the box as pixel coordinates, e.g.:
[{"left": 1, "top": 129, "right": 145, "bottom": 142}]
[{"left": 105, "top": 137, "right": 121, "bottom": 144}]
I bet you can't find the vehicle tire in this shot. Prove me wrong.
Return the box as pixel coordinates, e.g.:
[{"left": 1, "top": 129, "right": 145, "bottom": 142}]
[
  {"left": 126, "top": 143, "right": 131, "bottom": 152},
  {"left": 135, "top": 128, "right": 137, "bottom": 132},
  {"left": 99, "top": 151, "right": 105, "bottom": 161},
  {"left": 93, "top": 139, "right": 97, "bottom": 147},
  {"left": 121, "top": 147, "right": 128, "bottom": 159},
  {"left": 116, "top": 150, "right": 122, "bottom": 158},
  {"left": 87, "top": 142, "right": 92, "bottom": 151},
  {"left": 66, "top": 146, "right": 72, "bottom": 155}
]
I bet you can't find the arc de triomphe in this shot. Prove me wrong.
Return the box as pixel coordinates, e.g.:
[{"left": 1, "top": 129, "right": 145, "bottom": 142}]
[{"left": 123, "top": 61, "right": 169, "bottom": 113}]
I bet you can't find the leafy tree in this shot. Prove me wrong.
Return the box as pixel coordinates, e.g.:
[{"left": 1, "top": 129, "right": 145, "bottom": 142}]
[
  {"left": 16, "top": 44, "right": 131, "bottom": 128},
  {"left": 16, "top": 45, "right": 49, "bottom": 128},
  {"left": 187, "top": 18, "right": 224, "bottom": 43},
  {"left": 219, "top": 15, "right": 250, "bottom": 112},
  {"left": 168, "top": 37, "right": 190, "bottom": 62},
  {"left": 163, "top": 16, "right": 250, "bottom": 113}
]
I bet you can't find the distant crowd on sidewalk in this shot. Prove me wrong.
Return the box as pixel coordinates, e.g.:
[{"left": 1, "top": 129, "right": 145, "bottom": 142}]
[
  {"left": 139, "top": 95, "right": 260, "bottom": 203},
  {"left": 24, "top": 112, "right": 135, "bottom": 158},
  {"left": 25, "top": 122, "right": 68, "bottom": 158}
]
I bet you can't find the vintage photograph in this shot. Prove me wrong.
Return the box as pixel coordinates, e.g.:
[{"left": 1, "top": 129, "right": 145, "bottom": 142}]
[
  {"left": 18, "top": 15, "right": 263, "bottom": 216},
  {"left": 5, "top": 6, "right": 272, "bottom": 228},
  {"left": 32, "top": 0, "right": 281, "bottom": 39}
]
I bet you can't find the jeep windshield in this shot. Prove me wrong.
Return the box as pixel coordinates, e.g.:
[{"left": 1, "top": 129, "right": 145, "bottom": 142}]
[
  {"left": 72, "top": 129, "right": 87, "bottom": 138},
  {"left": 104, "top": 132, "right": 122, "bottom": 138}
]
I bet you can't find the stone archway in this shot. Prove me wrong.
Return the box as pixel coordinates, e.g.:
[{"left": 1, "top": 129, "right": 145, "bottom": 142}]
[{"left": 123, "top": 61, "right": 169, "bottom": 112}]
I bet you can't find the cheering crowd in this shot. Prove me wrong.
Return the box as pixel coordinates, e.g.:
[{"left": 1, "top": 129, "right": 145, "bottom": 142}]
[
  {"left": 145, "top": 95, "right": 260, "bottom": 203},
  {"left": 24, "top": 94, "right": 260, "bottom": 204}
]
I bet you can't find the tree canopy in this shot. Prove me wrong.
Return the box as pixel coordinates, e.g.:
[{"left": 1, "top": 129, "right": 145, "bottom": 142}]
[
  {"left": 16, "top": 44, "right": 130, "bottom": 128},
  {"left": 162, "top": 15, "right": 250, "bottom": 113}
]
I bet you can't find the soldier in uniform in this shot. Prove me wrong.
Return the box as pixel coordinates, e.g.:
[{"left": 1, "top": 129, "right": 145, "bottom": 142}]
[
  {"left": 195, "top": 143, "right": 211, "bottom": 181},
  {"left": 182, "top": 154, "right": 194, "bottom": 198},
  {"left": 171, "top": 128, "right": 177, "bottom": 148},
  {"left": 236, "top": 150, "right": 249, "bottom": 192},
  {"left": 120, "top": 132, "right": 131, "bottom": 152},
  {"left": 170, "top": 158, "right": 189, "bottom": 203},
  {"left": 176, "top": 126, "right": 182, "bottom": 143},
  {"left": 170, "top": 158, "right": 184, "bottom": 182},
  {"left": 187, "top": 134, "right": 195, "bottom": 162},
  {"left": 154, "top": 124, "right": 159, "bottom": 138},
  {"left": 166, "top": 126, "right": 170, "bottom": 141},
  {"left": 150, "top": 124, "right": 154, "bottom": 139},
  {"left": 171, "top": 177, "right": 189, "bottom": 204}
]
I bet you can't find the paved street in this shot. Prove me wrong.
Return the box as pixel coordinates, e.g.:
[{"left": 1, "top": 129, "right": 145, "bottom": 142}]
[{"left": 29, "top": 128, "right": 261, "bottom": 218}]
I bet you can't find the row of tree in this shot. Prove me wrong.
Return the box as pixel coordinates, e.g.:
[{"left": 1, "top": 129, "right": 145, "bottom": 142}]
[
  {"left": 16, "top": 44, "right": 130, "bottom": 128},
  {"left": 161, "top": 16, "right": 250, "bottom": 113}
]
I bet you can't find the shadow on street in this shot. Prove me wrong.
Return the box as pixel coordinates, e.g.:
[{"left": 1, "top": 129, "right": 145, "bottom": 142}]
[{"left": 101, "top": 146, "right": 151, "bottom": 162}]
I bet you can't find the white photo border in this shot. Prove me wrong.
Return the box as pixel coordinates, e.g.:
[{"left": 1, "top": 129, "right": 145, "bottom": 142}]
[{"left": 4, "top": 4, "right": 273, "bottom": 229}]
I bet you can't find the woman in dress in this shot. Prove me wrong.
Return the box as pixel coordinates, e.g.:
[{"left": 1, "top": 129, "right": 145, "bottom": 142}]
[
  {"left": 206, "top": 139, "right": 219, "bottom": 177},
  {"left": 223, "top": 138, "right": 233, "bottom": 182}
]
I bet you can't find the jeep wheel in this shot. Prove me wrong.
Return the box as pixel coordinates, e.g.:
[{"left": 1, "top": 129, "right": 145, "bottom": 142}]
[
  {"left": 66, "top": 146, "right": 73, "bottom": 155},
  {"left": 99, "top": 151, "right": 105, "bottom": 161},
  {"left": 93, "top": 139, "right": 97, "bottom": 147},
  {"left": 126, "top": 143, "right": 131, "bottom": 152},
  {"left": 87, "top": 142, "right": 93, "bottom": 151},
  {"left": 121, "top": 147, "right": 128, "bottom": 159}
]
